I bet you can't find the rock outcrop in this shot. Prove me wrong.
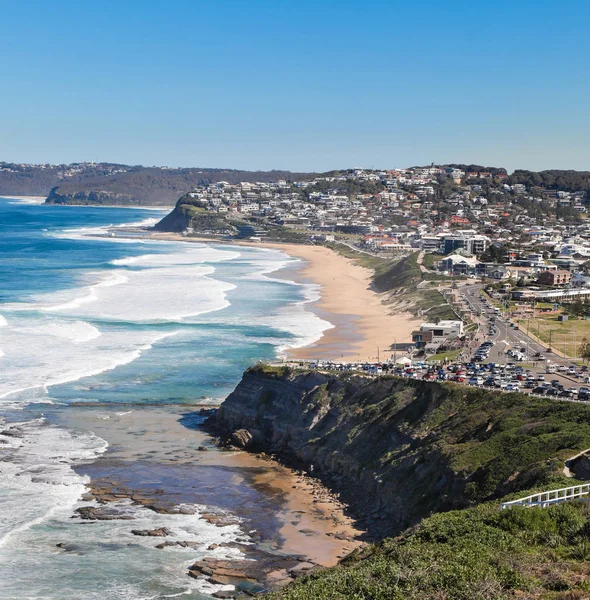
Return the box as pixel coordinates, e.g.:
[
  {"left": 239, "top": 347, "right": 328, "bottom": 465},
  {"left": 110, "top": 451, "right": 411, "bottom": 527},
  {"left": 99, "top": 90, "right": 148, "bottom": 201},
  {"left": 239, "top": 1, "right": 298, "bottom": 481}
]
[
  {"left": 210, "top": 367, "right": 467, "bottom": 536},
  {"left": 210, "top": 365, "right": 590, "bottom": 538}
]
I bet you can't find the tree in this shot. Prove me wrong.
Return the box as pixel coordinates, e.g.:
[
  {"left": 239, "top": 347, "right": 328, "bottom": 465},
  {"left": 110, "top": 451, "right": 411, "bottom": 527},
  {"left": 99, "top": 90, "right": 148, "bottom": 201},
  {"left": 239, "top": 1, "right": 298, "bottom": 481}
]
[
  {"left": 569, "top": 299, "right": 585, "bottom": 318},
  {"left": 579, "top": 338, "right": 590, "bottom": 363}
]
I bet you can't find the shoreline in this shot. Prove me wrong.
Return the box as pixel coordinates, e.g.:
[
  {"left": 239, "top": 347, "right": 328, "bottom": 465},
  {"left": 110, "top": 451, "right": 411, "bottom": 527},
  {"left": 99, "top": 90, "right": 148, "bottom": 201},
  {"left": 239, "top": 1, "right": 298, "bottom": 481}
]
[
  {"left": 0, "top": 196, "right": 174, "bottom": 210},
  {"left": 147, "top": 232, "right": 419, "bottom": 362},
  {"left": 51, "top": 405, "right": 365, "bottom": 582}
]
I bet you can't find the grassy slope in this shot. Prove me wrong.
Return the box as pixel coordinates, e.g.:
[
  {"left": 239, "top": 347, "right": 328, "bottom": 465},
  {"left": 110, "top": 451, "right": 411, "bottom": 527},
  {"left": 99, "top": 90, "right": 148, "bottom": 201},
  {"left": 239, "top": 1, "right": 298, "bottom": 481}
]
[
  {"left": 326, "top": 244, "right": 457, "bottom": 319},
  {"left": 271, "top": 501, "right": 590, "bottom": 600},
  {"left": 247, "top": 370, "right": 590, "bottom": 507}
]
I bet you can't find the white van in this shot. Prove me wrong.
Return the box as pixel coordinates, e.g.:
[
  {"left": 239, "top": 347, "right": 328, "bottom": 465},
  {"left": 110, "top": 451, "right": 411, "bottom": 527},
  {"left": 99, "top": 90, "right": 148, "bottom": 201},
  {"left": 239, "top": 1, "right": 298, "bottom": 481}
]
[{"left": 546, "top": 364, "right": 557, "bottom": 374}]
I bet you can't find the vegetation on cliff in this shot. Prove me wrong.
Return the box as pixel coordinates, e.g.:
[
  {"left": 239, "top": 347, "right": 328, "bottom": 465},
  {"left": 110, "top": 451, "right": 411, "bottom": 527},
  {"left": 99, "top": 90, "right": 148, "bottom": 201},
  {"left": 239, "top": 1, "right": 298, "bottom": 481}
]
[
  {"left": 220, "top": 369, "right": 590, "bottom": 513},
  {"left": 324, "top": 245, "right": 457, "bottom": 319},
  {"left": 154, "top": 194, "right": 309, "bottom": 242},
  {"left": 215, "top": 368, "right": 590, "bottom": 598},
  {"left": 270, "top": 501, "right": 590, "bottom": 599}
]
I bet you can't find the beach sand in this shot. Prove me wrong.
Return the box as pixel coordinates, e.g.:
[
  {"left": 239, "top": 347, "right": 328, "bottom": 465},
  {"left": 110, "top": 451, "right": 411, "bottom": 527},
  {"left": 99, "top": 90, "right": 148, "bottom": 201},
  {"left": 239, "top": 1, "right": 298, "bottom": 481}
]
[{"left": 148, "top": 232, "right": 420, "bottom": 362}]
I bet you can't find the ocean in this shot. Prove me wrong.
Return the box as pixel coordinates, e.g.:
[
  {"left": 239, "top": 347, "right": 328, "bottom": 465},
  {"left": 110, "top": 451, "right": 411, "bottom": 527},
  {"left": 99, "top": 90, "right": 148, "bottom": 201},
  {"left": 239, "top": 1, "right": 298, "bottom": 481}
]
[{"left": 0, "top": 198, "right": 333, "bottom": 599}]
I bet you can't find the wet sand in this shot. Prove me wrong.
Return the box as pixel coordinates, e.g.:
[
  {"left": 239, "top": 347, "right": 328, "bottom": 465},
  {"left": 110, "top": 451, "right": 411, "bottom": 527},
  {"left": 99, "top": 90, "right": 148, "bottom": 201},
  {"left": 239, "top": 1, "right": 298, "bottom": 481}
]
[{"left": 49, "top": 405, "right": 364, "bottom": 569}]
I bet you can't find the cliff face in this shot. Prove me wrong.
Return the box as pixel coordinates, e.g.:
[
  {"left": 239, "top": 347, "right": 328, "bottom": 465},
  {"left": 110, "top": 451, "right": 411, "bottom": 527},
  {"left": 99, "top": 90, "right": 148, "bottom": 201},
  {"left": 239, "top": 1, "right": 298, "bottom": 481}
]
[
  {"left": 153, "top": 195, "right": 237, "bottom": 233},
  {"left": 213, "top": 366, "right": 590, "bottom": 536},
  {"left": 152, "top": 201, "right": 192, "bottom": 231},
  {"left": 213, "top": 368, "right": 466, "bottom": 534},
  {"left": 45, "top": 187, "right": 140, "bottom": 206}
]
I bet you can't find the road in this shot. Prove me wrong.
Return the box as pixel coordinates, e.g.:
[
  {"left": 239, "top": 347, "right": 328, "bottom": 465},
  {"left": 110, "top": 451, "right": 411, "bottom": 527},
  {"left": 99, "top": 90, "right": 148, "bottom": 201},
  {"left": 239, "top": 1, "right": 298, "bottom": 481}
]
[{"left": 460, "top": 283, "right": 582, "bottom": 389}]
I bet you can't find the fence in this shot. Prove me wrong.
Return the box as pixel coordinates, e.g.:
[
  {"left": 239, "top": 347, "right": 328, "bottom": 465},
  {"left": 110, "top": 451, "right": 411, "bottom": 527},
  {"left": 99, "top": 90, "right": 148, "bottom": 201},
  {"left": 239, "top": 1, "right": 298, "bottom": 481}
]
[{"left": 500, "top": 483, "right": 590, "bottom": 509}]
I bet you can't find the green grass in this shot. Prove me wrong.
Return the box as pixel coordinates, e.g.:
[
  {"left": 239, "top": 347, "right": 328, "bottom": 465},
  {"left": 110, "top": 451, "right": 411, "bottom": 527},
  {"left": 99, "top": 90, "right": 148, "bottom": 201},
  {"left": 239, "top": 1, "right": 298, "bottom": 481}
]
[
  {"left": 429, "top": 349, "right": 461, "bottom": 362},
  {"left": 421, "top": 252, "right": 440, "bottom": 270},
  {"left": 325, "top": 242, "right": 393, "bottom": 272},
  {"left": 373, "top": 253, "right": 422, "bottom": 292},
  {"left": 519, "top": 315, "right": 590, "bottom": 358},
  {"left": 270, "top": 501, "right": 590, "bottom": 600}
]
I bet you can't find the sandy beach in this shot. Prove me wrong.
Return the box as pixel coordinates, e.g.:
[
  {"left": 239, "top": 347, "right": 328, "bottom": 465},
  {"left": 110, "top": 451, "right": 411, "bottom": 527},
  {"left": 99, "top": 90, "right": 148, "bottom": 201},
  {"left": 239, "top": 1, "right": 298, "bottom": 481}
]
[{"left": 148, "top": 232, "right": 419, "bottom": 362}]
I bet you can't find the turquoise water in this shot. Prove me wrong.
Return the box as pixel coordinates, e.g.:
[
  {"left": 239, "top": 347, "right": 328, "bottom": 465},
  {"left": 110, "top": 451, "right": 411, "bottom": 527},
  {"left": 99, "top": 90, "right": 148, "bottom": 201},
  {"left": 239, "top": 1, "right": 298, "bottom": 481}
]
[{"left": 0, "top": 198, "right": 331, "bottom": 599}]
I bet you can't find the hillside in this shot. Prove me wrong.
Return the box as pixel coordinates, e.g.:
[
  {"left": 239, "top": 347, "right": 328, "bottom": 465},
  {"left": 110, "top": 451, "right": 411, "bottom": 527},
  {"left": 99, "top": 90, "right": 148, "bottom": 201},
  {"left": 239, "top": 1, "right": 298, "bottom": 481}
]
[
  {"left": 0, "top": 162, "right": 315, "bottom": 205},
  {"left": 271, "top": 501, "right": 590, "bottom": 600},
  {"left": 211, "top": 367, "right": 590, "bottom": 598}
]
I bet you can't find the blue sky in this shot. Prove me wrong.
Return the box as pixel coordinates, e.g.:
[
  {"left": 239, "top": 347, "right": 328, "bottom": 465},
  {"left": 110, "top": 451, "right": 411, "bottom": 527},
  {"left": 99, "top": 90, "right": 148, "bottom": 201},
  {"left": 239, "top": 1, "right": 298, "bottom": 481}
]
[{"left": 1, "top": 0, "right": 589, "bottom": 172}]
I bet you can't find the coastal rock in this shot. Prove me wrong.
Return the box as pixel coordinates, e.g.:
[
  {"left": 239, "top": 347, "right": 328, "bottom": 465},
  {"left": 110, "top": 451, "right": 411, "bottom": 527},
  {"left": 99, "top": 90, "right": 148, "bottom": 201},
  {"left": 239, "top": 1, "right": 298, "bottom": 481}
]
[
  {"left": 288, "top": 562, "right": 315, "bottom": 575},
  {"left": 131, "top": 527, "right": 173, "bottom": 537},
  {"left": 208, "top": 366, "right": 473, "bottom": 538},
  {"left": 230, "top": 429, "right": 254, "bottom": 449},
  {"left": 74, "top": 506, "right": 135, "bottom": 521},
  {"left": 156, "top": 541, "right": 200, "bottom": 549}
]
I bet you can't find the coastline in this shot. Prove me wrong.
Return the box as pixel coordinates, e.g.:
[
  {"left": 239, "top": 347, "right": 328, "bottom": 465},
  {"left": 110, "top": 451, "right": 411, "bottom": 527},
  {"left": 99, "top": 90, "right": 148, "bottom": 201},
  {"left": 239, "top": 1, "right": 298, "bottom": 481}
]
[
  {"left": 147, "top": 232, "right": 419, "bottom": 362},
  {"left": 48, "top": 404, "right": 365, "bottom": 586}
]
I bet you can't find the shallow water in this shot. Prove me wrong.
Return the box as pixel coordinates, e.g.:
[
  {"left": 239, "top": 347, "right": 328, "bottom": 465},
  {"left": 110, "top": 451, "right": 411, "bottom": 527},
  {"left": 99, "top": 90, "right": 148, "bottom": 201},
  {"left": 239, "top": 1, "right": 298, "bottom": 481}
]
[{"left": 0, "top": 198, "right": 338, "bottom": 599}]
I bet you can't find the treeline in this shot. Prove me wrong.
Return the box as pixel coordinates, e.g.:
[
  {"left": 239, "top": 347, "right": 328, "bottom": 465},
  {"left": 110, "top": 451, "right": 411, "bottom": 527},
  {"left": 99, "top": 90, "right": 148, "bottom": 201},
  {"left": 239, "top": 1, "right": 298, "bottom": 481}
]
[
  {"left": 441, "top": 163, "right": 508, "bottom": 176},
  {"left": 509, "top": 169, "right": 590, "bottom": 192},
  {"left": 0, "top": 162, "right": 319, "bottom": 204}
]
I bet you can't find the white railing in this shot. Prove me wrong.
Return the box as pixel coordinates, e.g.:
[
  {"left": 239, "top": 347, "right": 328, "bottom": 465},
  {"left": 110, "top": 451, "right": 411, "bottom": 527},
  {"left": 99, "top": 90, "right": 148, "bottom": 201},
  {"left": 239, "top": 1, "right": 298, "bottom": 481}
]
[{"left": 500, "top": 483, "right": 590, "bottom": 509}]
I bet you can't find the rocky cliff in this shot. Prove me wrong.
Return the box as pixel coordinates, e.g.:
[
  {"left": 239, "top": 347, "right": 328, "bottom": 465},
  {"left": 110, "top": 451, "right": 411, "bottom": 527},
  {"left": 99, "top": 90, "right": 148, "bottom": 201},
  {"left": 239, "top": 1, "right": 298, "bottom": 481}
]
[
  {"left": 153, "top": 195, "right": 237, "bottom": 233},
  {"left": 212, "top": 365, "right": 590, "bottom": 537},
  {"left": 45, "top": 187, "right": 141, "bottom": 206}
]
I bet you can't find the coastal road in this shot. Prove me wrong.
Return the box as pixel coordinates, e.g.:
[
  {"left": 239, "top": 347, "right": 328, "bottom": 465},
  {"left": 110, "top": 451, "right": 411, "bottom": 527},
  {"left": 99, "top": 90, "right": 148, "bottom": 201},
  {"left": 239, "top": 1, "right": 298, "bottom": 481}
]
[{"left": 460, "top": 283, "right": 581, "bottom": 388}]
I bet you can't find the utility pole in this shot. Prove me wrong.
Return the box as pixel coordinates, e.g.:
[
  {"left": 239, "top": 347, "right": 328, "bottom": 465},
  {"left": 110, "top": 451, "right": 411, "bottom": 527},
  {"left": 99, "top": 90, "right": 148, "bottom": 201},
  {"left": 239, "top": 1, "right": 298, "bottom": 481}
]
[{"left": 573, "top": 332, "right": 577, "bottom": 359}]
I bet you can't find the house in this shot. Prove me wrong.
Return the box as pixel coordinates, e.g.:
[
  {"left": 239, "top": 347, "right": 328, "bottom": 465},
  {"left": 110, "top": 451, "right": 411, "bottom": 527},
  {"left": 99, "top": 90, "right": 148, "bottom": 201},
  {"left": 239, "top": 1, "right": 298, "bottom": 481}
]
[
  {"left": 443, "top": 234, "right": 490, "bottom": 255},
  {"left": 537, "top": 270, "right": 572, "bottom": 287},
  {"left": 412, "top": 320, "right": 464, "bottom": 348},
  {"left": 438, "top": 252, "right": 479, "bottom": 275}
]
